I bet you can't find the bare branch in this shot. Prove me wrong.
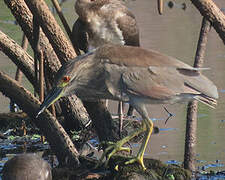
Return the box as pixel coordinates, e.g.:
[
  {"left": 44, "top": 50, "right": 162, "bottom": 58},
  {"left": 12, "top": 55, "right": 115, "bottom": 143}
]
[
  {"left": 190, "top": 0, "right": 225, "bottom": 44},
  {"left": 24, "top": 0, "right": 77, "bottom": 63},
  {"left": 0, "top": 30, "right": 35, "bottom": 87},
  {"left": 0, "top": 71, "right": 80, "bottom": 167}
]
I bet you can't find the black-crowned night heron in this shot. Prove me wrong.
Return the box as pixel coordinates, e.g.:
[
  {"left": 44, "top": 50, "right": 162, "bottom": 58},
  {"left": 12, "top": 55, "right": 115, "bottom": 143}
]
[
  {"left": 73, "top": 0, "right": 140, "bottom": 51},
  {"left": 2, "top": 153, "right": 52, "bottom": 180},
  {"left": 37, "top": 44, "right": 218, "bottom": 170},
  {"left": 72, "top": 0, "right": 140, "bottom": 124}
]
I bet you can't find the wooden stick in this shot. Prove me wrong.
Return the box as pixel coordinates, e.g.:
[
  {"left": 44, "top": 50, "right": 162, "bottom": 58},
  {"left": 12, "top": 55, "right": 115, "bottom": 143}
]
[
  {"left": 25, "top": 0, "right": 77, "bottom": 63},
  {"left": 50, "top": 0, "right": 81, "bottom": 55},
  {"left": 184, "top": 17, "right": 211, "bottom": 172},
  {"left": 190, "top": 0, "right": 225, "bottom": 45}
]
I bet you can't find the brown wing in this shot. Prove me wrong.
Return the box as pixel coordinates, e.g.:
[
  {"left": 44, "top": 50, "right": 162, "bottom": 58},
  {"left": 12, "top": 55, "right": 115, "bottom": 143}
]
[
  {"left": 116, "top": 10, "right": 140, "bottom": 46},
  {"left": 122, "top": 66, "right": 203, "bottom": 100},
  {"left": 96, "top": 44, "right": 192, "bottom": 68},
  {"left": 122, "top": 67, "right": 176, "bottom": 100}
]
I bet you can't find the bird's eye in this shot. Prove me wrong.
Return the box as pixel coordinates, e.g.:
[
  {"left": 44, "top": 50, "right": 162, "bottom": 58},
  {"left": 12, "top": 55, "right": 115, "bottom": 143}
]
[{"left": 62, "top": 76, "right": 70, "bottom": 83}]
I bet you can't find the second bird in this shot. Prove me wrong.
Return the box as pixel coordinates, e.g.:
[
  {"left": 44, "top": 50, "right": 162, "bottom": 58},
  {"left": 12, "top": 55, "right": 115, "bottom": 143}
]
[
  {"left": 73, "top": 0, "right": 140, "bottom": 133},
  {"left": 73, "top": 0, "right": 140, "bottom": 50}
]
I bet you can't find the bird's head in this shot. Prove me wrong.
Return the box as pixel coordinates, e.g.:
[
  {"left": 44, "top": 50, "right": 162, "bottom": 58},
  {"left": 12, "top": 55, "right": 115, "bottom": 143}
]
[
  {"left": 36, "top": 51, "right": 96, "bottom": 118},
  {"left": 36, "top": 73, "right": 72, "bottom": 118}
]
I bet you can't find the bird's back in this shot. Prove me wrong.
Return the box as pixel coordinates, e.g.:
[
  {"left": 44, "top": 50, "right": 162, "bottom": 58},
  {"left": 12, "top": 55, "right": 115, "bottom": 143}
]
[
  {"left": 95, "top": 45, "right": 218, "bottom": 106},
  {"left": 96, "top": 44, "right": 192, "bottom": 68}
]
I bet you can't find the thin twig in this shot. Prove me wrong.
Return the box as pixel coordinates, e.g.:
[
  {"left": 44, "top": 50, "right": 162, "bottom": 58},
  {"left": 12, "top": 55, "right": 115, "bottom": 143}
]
[{"left": 51, "top": 0, "right": 81, "bottom": 55}]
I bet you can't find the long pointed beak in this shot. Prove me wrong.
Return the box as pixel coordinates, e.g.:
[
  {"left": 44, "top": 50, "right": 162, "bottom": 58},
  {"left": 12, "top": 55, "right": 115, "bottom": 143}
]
[{"left": 36, "top": 87, "right": 63, "bottom": 118}]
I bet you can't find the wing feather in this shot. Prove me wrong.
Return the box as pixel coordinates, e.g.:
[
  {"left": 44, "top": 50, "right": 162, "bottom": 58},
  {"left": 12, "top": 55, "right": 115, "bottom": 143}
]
[
  {"left": 121, "top": 66, "right": 216, "bottom": 100},
  {"left": 122, "top": 67, "right": 178, "bottom": 100}
]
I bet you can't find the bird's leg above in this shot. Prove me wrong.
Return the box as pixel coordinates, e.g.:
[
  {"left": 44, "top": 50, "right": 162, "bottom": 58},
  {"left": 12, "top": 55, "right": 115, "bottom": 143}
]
[
  {"left": 127, "top": 105, "right": 134, "bottom": 116},
  {"left": 125, "top": 118, "right": 153, "bottom": 170},
  {"left": 122, "top": 102, "right": 154, "bottom": 170},
  {"left": 97, "top": 121, "right": 147, "bottom": 168},
  {"left": 118, "top": 101, "right": 124, "bottom": 137}
]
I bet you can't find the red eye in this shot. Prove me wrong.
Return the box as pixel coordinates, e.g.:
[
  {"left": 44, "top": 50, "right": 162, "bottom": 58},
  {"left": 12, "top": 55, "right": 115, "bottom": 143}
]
[{"left": 62, "top": 76, "right": 70, "bottom": 83}]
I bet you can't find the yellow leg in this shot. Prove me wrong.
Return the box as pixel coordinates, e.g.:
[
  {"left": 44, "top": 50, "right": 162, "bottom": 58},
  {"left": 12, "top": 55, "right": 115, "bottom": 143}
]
[
  {"left": 98, "top": 121, "right": 147, "bottom": 167},
  {"left": 125, "top": 118, "right": 154, "bottom": 170}
]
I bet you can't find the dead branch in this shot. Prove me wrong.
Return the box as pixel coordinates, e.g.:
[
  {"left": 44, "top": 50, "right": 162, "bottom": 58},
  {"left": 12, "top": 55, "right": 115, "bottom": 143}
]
[
  {"left": 51, "top": 0, "right": 81, "bottom": 55},
  {"left": 190, "top": 0, "right": 225, "bottom": 44},
  {"left": 0, "top": 30, "right": 35, "bottom": 87},
  {"left": 15, "top": 34, "right": 28, "bottom": 83},
  {"left": 4, "top": 0, "right": 61, "bottom": 82},
  {"left": 184, "top": 18, "right": 211, "bottom": 171},
  {"left": 0, "top": 71, "right": 80, "bottom": 167},
  {"left": 3, "top": 0, "right": 91, "bottom": 132},
  {"left": 24, "top": 0, "right": 77, "bottom": 63}
]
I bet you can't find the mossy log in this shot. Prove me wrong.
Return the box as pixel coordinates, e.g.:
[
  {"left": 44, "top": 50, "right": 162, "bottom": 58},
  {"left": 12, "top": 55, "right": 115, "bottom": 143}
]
[{"left": 52, "top": 156, "right": 191, "bottom": 180}]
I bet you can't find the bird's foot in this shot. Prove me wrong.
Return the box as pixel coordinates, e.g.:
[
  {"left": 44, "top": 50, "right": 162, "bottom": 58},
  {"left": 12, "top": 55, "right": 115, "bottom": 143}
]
[
  {"left": 124, "top": 155, "right": 146, "bottom": 170},
  {"left": 96, "top": 141, "right": 131, "bottom": 168}
]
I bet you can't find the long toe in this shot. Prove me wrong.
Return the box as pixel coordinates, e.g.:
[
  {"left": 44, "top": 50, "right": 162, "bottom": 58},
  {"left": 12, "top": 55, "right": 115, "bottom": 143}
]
[
  {"left": 125, "top": 156, "right": 146, "bottom": 170},
  {"left": 98, "top": 141, "right": 131, "bottom": 168}
]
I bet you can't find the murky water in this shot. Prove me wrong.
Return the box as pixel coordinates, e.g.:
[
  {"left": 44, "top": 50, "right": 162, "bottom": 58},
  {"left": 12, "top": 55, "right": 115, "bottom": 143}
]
[{"left": 0, "top": 0, "right": 225, "bottom": 178}]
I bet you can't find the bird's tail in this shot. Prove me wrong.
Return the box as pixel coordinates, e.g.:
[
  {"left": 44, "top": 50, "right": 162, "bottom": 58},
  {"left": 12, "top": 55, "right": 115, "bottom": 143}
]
[{"left": 194, "top": 94, "right": 217, "bottom": 108}]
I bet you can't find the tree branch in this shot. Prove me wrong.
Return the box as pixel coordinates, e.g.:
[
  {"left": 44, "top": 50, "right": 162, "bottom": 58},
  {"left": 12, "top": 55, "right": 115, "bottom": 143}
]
[
  {"left": 190, "top": 0, "right": 225, "bottom": 44},
  {"left": 4, "top": 0, "right": 61, "bottom": 82},
  {"left": 0, "top": 71, "right": 80, "bottom": 167},
  {"left": 24, "top": 0, "right": 77, "bottom": 63},
  {"left": 0, "top": 30, "right": 35, "bottom": 87},
  {"left": 3, "top": 0, "right": 90, "bottom": 131}
]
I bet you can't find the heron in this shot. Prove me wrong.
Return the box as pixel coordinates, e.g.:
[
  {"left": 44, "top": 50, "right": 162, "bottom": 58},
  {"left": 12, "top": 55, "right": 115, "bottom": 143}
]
[
  {"left": 73, "top": 0, "right": 140, "bottom": 131},
  {"left": 74, "top": 0, "right": 140, "bottom": 51},
  {"left": 36, "top": 44, "right": 218, "bottom": 170}
]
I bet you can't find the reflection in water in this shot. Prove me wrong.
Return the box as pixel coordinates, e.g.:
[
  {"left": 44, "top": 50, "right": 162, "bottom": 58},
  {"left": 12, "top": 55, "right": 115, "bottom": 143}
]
[
  {"left": 166, "top": 160, "right": 181, "bottom": 165},
  {"left": 159, "top": 128, "right": 177, "bottom": 132}
]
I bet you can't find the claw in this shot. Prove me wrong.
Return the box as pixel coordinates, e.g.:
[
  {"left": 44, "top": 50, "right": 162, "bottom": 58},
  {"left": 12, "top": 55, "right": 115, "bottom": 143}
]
[
  {"left": 115, "top": 165, "right": 119, "bottom": 171},
  {"left": 96, "top": 141, "right": 131, "bottom": 168},
  {"left": 125, "top": 156, "right": 146, "bottom": 170},
  {"left": 94, "top": 118, "right": 151, "bottom": 170},
  {"left": 104, "top": 142, "right": 131, "bottom": 167},
  {"left": 114, "top": 156, "right": 147, "bottom": 171}
]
